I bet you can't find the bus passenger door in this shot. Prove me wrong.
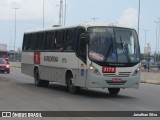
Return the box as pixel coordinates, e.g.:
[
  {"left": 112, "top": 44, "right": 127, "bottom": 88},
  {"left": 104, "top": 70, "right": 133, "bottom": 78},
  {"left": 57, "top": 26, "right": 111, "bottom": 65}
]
[{"left": 76, "top": 28, "right": 87, "bottom": 87}]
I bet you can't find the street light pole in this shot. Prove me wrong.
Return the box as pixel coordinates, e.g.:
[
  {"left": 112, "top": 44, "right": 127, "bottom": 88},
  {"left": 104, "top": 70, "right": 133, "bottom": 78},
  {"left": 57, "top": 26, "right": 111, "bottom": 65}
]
[
  {"left": 43, "top": 0, "right": 45, "bottom": 28},
  {"left": 59, "top": 0, "right": 63, "bottom": 26},
  {"left": 154, "top": 21, "right": 158, "bottom": 63},
  {"left": 13, "top": 8, "right": 18, "bottom": 51},
  {"left": 137, "top": 0, "right": 141, "bottom": 37},
  {"left": 9, "top": 31, "right": 12, "bottom": 50},
  {"left": 158, "top": 18, "right": 160, "bottom": 62},
  {"left": 13, "top": 8, "right": 18, "bottom": 61},
  {"left": 64, "top": 0, "right": 67, "bottom": 26}
]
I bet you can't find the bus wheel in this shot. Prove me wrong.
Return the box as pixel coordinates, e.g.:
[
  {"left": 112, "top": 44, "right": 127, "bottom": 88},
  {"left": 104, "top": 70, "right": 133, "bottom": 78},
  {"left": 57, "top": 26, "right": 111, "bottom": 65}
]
[
  {"left": 67, "top": 74, "right": 79, "bottom": 94},
  {"left": 108, "top": 88, "right": 120, "bottom": 95},
  {"left": 34, "top": 69, "right": 43, "bottom": 87},
  {"left": 42, "top": 80, "right": 49, "bottom": 87}
]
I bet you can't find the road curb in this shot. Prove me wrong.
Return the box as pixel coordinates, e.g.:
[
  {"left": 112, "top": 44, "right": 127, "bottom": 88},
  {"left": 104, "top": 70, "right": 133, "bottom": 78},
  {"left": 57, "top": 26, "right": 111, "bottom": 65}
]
[
  {"left": 9, "top": 62, "right": 21, "bottom": 68},
  {"left": 140, "top": 72, "right": 160, "bottom": 85}
]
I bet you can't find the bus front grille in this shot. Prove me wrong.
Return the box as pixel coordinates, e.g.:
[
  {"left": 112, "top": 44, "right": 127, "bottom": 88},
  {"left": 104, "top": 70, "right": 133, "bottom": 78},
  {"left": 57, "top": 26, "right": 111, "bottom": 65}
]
[{"left": 103, "top": 72, "right": 131, "bottom": 77}]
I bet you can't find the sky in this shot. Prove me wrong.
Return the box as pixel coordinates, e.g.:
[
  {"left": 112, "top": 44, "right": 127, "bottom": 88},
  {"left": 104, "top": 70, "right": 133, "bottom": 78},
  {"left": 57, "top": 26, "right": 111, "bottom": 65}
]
[{"left": 0, "top": 0, "right": 160, "bottom": 54}]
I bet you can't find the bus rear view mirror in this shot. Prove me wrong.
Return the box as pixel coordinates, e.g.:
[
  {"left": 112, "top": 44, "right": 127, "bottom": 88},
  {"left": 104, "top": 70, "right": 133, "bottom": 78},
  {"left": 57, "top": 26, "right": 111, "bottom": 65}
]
[
  {"left": 80, "top": 33, "right": 86, "bottom": 39},
  {"left": 80, "top": 33, "right": 89, "bottom": 44}
]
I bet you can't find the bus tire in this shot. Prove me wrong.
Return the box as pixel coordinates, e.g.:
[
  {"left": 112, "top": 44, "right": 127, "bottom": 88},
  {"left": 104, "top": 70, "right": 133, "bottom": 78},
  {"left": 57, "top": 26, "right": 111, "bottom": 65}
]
[
  {"left": 66, "top": 73, "right": 80, "bottom": 94},
  {"left": 42, "top": 80, "right": 49, "bottom": 87},
  {"left": 34, "top": 69, "right": 43, "bottom": 87},
  {"left": 108, "top": 88, "right": 120, "bottom": 95}
]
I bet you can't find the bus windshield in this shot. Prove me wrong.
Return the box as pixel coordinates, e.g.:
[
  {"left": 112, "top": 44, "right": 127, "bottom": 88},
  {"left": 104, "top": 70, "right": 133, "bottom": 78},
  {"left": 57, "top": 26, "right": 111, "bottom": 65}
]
[
  {"left": 88, "top": 27, "right": 140, "bottom": 64},
  {"left": 0, "top": 52, "right": 7, "bottom": 58}
]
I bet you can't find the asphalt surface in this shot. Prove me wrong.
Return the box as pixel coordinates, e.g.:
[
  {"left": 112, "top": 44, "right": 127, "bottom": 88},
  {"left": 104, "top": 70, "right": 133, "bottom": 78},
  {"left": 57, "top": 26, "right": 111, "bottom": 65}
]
[{"left": 0, "top": 67, "right": 160, "bottom": 120}]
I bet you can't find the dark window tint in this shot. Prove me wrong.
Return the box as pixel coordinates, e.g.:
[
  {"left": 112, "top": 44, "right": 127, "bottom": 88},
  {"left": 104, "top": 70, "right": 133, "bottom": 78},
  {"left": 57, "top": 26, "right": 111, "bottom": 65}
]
[
  {"left": 29, "top": 33, "right": 38, "bottom": 50},
  {"left": 44, "top": 31, "right": 55, "bottom": 50},
  {"left": 36, "top": 32, "right": 45, "bottom": 50},
  {"left": 0, "top": 52, "right": 7, "bottom": 58},
  {"left": 64, "top": 29, "right": 76, "bottom": 51},
  {"left": 55, "top": 31, "right": 64, "bottom": 50},
  {"left": 76, "top": 28, "right": 87, "bottom": 63},
  {"left": 22, "top": 34, "right": 31, "bottom": 51}
]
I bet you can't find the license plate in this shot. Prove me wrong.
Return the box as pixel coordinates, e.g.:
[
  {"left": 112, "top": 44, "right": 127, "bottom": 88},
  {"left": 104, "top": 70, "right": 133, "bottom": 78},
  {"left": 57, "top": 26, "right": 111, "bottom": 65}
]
[
  {"left": 102, "top": 66, "right": 116, "bottom": 73},
  {"left": 112, "top": 78, "right": 122, "bottom": 82}
]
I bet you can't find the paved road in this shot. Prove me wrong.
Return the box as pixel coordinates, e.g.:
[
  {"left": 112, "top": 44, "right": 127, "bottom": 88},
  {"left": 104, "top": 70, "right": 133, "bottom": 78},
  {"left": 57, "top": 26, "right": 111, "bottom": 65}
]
[{"left": 0, "top": 67, "right": 160, "bottom": 120}]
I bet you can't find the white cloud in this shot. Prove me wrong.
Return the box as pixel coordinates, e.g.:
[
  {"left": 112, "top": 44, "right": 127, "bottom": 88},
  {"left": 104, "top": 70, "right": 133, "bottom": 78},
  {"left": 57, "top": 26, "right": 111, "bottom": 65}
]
[
  {"left": 0, "top": 0, "right": 60, "bottom": 23},
  {"left": 118, "top": 7, "right": 138, "bottom": 28}
]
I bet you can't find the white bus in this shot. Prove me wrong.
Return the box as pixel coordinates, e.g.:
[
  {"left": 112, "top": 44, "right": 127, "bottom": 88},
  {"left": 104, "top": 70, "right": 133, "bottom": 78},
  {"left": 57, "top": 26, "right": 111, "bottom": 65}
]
[{"left": 21, "top": 23, "right": 141, "bottom": 95}]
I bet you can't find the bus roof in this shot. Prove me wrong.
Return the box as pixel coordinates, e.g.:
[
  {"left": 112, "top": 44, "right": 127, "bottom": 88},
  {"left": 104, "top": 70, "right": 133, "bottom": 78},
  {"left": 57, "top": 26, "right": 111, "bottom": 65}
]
[{"left": 24, "top": 22, "right": 133, "bottom": 34}]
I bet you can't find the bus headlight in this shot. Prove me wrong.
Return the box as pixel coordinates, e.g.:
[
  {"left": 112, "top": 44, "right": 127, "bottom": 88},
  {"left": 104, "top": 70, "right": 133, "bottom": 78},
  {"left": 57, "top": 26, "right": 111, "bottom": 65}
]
[
  {"left": 89, "top": 65, "right": 94, "bottom": 70},
  {"left": 132, "top": 67, "right": 140, "bottom": 76},
  {"left": 6, "top": 65, "right": 10, "bottom": 68},
  {"left": 89, "top": 64, "right": 101, "bottom": 76}
]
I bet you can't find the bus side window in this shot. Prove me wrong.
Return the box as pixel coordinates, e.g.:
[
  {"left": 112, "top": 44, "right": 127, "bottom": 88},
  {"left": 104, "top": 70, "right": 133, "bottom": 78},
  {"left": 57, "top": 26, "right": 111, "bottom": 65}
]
[
  {"left": 27, "top": 36, "right": 30, "bottom": 50},
  {"left": 44, "top": 31, "right": 54, "bottom": 50},
  {"left": 30, "top": 33, "right": 38, "bottom": 50},
  {"left": 51, "top": 31, "right": 55, "bottom": 50},
  {"left": 36, "top": 32, "right": 45, "bottom": 50},
  {"left": 54, "top": 31, "right": 57, "bottom": 50},
  {"left": 23, "top": 34, "right": 31, "bottom": 51},
  {"left": 44, "top": 32, "right": 50, "bottom": 50},
  {"left": 22, "top": 34, "right": 27, "bottom": 50},
  {"left": 55, "top": 30, "right": 64, "bottom": 50},
  {"left": 76, "top": 28, "right": 86, "bottom": 63},
  {"left": 64, "top": 29, "right": 75, "bottom": 51},
  {"left": 64, "top": 30, "right": 68, "bottom": 50}
]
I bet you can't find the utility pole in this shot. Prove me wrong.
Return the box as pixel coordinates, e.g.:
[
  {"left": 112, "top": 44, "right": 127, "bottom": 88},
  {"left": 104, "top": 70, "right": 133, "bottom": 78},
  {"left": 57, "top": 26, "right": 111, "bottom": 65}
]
[
  {"left": 9, "top": 31, "right": 12, "bottom": 50},
  {"left": 13, "top": 8, "right": 18, "bottom": 52},
  {"left": 59, "top": 0, "right": 63, "bottom": 26},
  {"left": 13, "top": 8, "right": 18, "bottom": 61},
  {"left": 158, "top": 18, "right": 160, "bottom": 62},
  {"left": 43, "top": 0, "right": 45, "bottom": 28},
  {"left": 137, "top": 0, "right": 141, "bottom": 37},
  {"left": 154, "top": 21, "right": 158, "bottom": 63},
  {"left": 64, "top": 0, "right": 67, "bottom": 25}
]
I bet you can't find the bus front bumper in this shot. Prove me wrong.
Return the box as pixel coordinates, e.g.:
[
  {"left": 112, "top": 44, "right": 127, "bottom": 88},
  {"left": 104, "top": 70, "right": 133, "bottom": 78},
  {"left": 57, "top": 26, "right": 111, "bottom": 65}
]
[{"left": 86, "top": 71, "right": 140, "bottom": 89}]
